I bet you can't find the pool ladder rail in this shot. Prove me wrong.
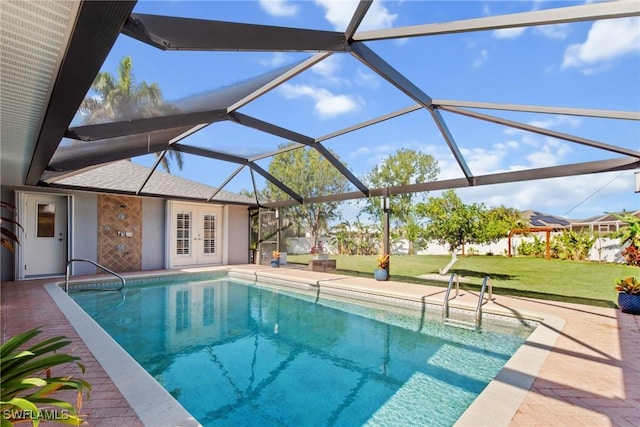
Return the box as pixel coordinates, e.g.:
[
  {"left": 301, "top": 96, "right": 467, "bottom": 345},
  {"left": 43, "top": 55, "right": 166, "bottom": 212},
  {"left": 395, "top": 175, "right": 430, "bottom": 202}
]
[
  {"left": 65, "top": 258, "right": 126, "bottom": 293},
  {"left": 442, "top": 273, "right": 492, "bottom": 330}
]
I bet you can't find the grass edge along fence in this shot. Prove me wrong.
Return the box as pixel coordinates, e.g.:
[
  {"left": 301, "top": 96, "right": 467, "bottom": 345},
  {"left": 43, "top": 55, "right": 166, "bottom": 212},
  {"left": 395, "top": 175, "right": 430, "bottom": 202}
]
[{"left": 286, "top": 254, "right": 637, "bottom": 308}]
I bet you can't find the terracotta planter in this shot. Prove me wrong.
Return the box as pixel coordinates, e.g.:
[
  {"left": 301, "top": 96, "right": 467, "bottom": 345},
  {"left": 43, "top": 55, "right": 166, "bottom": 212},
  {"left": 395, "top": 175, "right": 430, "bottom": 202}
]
[{"left": 618, "top": 293, "right": 640, "bottom": 314}]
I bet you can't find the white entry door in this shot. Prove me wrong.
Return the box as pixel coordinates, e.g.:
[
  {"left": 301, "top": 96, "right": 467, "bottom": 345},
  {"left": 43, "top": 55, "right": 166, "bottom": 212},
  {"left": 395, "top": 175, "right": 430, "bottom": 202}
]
[
  {"left": 23, "top": 194, "right": 68, "bottom": 277},
  {"left": 170, "top": 203, "right": 223, "bottom": 267}
]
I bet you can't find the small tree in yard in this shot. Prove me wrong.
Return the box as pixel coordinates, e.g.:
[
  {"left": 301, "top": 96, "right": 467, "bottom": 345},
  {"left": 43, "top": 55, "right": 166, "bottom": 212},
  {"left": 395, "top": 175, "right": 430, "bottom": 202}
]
[
  {"left": 362, "top": 148, "right": 439, "bottom": 254},
  {"left": 416, "top": 190, "right": 522, "bottom": 274},
  {"left": 263, "top": 145, "right": 349, "bottom": 251}
]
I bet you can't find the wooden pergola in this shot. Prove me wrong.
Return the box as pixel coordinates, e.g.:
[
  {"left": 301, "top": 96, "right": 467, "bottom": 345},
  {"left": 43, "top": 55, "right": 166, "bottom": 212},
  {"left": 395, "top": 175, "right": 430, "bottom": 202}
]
[{"left": 507, "top": 227, "right": 558, "bottom": 260}]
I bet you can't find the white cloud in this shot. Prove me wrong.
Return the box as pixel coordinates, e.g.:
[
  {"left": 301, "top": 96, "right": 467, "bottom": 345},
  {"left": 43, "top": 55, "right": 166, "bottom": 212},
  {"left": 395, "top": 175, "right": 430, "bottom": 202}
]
[
  {"left": 316, "top": 93, "right": 358, "bottom": 117},
  {"left": 493, "top": 27, "right": 526, "bottom": 39},
  {"left": 311, "top": 55, "right": 345, "bottom": 85},
  {"left": 528, "top": 115, "right": 582, "bottom": 130},
  {"left": 354, "top": 68, "right": 379, "bottom": 88},
  {"left": 259, "top": 0, "right": 299, "bottom": 17},
  {"left": 502, "top": 115, "right": 582, "bottom": 137},
  {"left": 315, "top": 0, "right": 397, "bottom": 31},
  {"left": 466, "top": 147, "right": 507, "bottom": 174},
  {"left": 535, "top": 24, "right": 570, "bottom": 40},
  {"left": 279, "top": 83, "right": 360, "bottom": 118},
  {"left": 454, "top": 170, "right": 633, "bottom": 219},
  {"left": 473, "top": 49, "right": 488, "bottom": 68},
  {"left": 258, "top": 52, "right": 290, "bottom": 68},
  {"left": 562, "top": 17, "right": 640, "bottom": 71},
  {"left": 361, "top": 0, "right": 398, "bottom": 31}
]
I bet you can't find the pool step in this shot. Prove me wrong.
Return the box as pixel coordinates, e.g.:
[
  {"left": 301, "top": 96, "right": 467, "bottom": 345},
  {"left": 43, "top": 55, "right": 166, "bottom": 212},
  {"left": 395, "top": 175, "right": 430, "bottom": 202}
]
[{"left": 443, "top": 317, "right": 478, "bottom": 331}]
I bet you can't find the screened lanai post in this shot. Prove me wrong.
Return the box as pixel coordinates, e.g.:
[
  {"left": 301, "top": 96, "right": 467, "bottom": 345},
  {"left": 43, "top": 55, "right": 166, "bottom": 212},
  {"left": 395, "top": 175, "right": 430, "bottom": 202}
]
[
  {"left": 122, "top": 13, "right": 348, "bottom": 52},
  {"left": 440, "top": 106, "right": 640, "bottom": 158},
  {"left": 354, "top": 0, "right": 640, "bottom": 41},
  {"left": 344, "top": 0, "right": 372, "bottom": 39},
  {"left": 249, "top": 168, "right": 260, "bottom": 206},
  {"left": 429, "top": 108, "right": 474, "bottom": 182},
  {"left": 432, "top": 100, "right": 640, "bottom": 121},
  {"left": 349, "top": 42, "right": 433, "bottom": 107},
  {"left": 207, "top": 165, "right": 245, "bottom": 202},
  {"left": 250, "top": 163, "right": 303, "bottom": 204},
  {"left": 275, "top": 209, "right": 280, "bottom": 256},
  {"left": 228, "top": 52, "right": 333, "bottom": 113},
  {"left": 349, "top": 41, "right": 473, "bottom": 181},
  {"left": 382, "top": 192, "right": 390, "bottom": 279},
  {"left": 136, "top": 149, "right": 166, "bottom": 195},
  {"left": 229, "top": 111, "right": 369, "bottom": 195},
  {"left": 316, "top": 104, "right": 422, "bottom": 143},
  {"left": 25, "top": 1, "right": 137, "bottom": 186}
]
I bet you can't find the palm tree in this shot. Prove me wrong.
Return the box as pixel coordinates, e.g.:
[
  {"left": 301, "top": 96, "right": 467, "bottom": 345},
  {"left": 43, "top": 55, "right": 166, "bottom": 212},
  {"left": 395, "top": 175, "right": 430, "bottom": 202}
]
[{"left": 80, "top": 56, "right": 183, "bottom": 173}]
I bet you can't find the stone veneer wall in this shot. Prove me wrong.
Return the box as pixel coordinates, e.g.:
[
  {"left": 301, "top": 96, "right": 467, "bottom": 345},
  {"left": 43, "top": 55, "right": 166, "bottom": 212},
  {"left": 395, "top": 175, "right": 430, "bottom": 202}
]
[{"left": 97, "top": 194, "right": 142, "bottom": 272}]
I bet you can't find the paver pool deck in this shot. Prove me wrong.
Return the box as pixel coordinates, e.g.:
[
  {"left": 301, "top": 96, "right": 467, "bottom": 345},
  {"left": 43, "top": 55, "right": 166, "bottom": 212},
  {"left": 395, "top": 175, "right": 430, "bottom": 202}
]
[{"left": 2, "top": 265, "right": 639, "bottom": 426}]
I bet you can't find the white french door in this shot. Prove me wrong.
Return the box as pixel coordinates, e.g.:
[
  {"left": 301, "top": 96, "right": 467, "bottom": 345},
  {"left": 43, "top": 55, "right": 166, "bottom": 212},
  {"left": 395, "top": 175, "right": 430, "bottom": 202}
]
[{"left": 170, "top": 202, "right": 223, "bottom": 267}]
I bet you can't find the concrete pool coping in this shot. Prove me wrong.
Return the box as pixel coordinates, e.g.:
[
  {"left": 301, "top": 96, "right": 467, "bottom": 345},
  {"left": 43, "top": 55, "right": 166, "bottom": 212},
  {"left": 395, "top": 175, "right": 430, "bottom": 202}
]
[
  {"left": 44, "top": 282, "right": 201, "bottom": 427},
  {"left": 43, "top": 265, "right": 567, "bottom": 426}
]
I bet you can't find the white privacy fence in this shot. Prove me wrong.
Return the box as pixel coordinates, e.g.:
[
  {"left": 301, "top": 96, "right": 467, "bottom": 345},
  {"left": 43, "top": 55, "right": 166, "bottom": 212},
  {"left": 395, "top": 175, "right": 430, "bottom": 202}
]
[{"left": 284, "top": 235, "right": 627, "bottom": 263}]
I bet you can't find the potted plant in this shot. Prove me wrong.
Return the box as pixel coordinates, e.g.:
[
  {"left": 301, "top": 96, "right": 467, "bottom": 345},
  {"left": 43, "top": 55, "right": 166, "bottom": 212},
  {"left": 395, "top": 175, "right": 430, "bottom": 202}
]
[
  {"left": 615, "top": 277, "right": 640, "bottom": 314},
  {"left": 1, "top": 201, "right": 23, "bottom": 253},
  {"left": 374, "top": 254, "right": 389, "bottom": 281},
  {"left": 271, "top": 250, "right": 280, "bottom": 268}
]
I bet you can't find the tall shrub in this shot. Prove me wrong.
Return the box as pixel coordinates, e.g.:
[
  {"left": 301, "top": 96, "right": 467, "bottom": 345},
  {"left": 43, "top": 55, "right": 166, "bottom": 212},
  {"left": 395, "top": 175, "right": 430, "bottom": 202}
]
[{"left": 551, "top": 230, "right": 596, "bottom": 261}]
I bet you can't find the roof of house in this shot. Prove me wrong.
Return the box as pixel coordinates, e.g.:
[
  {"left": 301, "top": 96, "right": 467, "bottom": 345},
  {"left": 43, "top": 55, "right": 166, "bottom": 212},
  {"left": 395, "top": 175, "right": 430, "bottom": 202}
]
[
  {"left": 521, "top": 210, "right": 571, "bottom": 228},
  {"left": 50, "top": 160, "right": 255, "bottom": 205},
  {"left": 574, "top": 210, "right": 640, "bottom": 224}
]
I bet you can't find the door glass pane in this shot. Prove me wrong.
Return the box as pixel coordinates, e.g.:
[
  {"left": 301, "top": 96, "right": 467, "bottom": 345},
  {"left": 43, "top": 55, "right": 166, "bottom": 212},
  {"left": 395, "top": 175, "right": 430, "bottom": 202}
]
[
  {"left": 203, "top": 214, "right": 216, "bottom": 254},
  {"left": 37, "top": 203, "right": 55, "bottom": 237},
  {"left": 176, "top": 212, "right": 191, "bottom": 255}
]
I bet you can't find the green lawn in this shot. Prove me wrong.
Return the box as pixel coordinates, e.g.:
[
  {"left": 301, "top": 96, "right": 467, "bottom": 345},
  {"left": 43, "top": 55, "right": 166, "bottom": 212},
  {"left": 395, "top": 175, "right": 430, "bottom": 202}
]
[{"left": 285, "top": 254, "right": 637, "bottom": 308}]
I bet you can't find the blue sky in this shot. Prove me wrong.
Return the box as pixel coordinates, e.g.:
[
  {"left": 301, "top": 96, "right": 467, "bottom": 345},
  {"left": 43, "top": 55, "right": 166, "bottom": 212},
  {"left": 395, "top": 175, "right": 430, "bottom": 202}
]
[{"left": 88, "top": 0, "right": 639, "bottom": 221}]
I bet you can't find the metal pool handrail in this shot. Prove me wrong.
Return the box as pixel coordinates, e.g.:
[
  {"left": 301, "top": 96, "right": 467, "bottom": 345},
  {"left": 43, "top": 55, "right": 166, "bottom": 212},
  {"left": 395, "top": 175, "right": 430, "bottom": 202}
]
[
  {"left": 475, "top": 276, "right": 491, "bottom": 326},
  {"left": 65, "top": 258, "right": 126, "bottom": 293},
  {"left": 442, "top": 272, "right": 459, "bottom": 320}
]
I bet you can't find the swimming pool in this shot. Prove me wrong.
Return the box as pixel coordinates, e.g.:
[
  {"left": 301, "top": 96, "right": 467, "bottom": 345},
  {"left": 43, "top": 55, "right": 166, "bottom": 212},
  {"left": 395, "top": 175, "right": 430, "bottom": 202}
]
[{"left": 71, "top": 273, "right": 535, "bottom": 426}]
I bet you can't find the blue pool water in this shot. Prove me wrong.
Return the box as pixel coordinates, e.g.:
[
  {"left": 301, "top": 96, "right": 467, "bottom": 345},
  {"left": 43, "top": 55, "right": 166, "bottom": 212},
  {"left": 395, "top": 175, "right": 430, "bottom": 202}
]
[{"left": 72, "top": 275, "right": 534, "bottom": 426}]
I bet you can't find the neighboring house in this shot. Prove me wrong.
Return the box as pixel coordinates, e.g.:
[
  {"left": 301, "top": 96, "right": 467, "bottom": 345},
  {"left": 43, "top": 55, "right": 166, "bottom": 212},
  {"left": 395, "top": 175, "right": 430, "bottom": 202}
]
[
  {"left": 569, "top": 210, "right": 640, "bottom": 234},
  {"left": 519, "top": 210, "right": 571, "bottom": 229},
  {"left": 1, "top": 161, "right": 255, "bottom": 281}
]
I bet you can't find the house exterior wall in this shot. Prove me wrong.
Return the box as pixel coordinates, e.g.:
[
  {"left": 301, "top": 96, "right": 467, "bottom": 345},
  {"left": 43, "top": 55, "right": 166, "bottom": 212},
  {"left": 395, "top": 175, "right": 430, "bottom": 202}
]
[
  {"left": 97, "top": 194, "right": 143, "bottom": 272},
  {"left": 226, "top": 205, "right": 249, "bottom": 264},
  {"left": 72, "top": 193, "right": 98, "bottom": 275},
  {"left": 142, "top": 198, "right": 165, "bottom": 270},
  {"left": 1, "top": 187, "right": 16, "bottom": 281},
  {"left": 1, "top": 186, "right": 252, "bottom": 281}
]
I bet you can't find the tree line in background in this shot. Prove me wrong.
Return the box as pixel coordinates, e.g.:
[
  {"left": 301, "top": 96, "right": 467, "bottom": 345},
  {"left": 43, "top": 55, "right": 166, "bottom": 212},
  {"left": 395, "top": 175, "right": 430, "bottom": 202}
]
[
  {"left": 246, "top": 142, "right": 635, "bottom": 265},
  {"left": 247, "top": 144, "right": 542, "bottom": 260}
]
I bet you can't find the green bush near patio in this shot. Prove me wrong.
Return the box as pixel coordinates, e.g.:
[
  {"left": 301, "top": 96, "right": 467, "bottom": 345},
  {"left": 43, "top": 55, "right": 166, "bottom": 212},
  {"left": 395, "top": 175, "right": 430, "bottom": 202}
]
[{"left": 286, "top": 254, "right": 636, "bottom": 307}]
